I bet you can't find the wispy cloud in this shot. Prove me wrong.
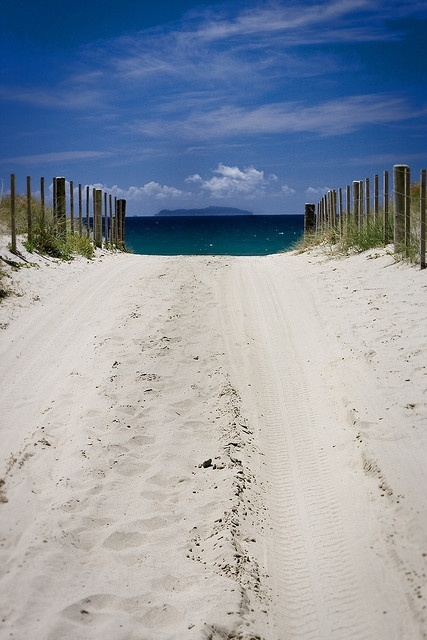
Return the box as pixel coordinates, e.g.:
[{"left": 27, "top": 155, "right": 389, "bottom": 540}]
[
  {"left": 75, "top": 0, "right": 425, "bottom": 105},
  {"left": 131, "top": 93, "right": 421, "bottom": 141},
  {"left": 0, "top": 85, "right": 103, "bottom": 110},
  {"left": 3, "top": 0, "right": 426, "bottom": 124},
  {"left": 1, "top": 150, "right": 113, "bottom": 165},
  {"left": 189, "top": 0, "right": 376, "bottom": 44}
]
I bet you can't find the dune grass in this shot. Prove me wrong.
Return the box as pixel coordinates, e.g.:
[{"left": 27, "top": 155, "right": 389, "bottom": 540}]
[
  {"left": 296, "top": 185, "right": 422, "bottom": 262},
  {"left": 0, "top": 195, "right": 94, "bottom": 260}
]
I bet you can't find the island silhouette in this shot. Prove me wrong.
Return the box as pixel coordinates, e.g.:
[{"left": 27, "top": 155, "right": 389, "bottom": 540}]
[{"left": 156, "top": 206, "right": 254, "bottom": 216}]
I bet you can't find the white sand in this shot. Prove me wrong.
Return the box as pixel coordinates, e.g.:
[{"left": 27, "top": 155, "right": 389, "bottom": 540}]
[{"left": 0, "top": 237, "right": 426, "bottom": 640}]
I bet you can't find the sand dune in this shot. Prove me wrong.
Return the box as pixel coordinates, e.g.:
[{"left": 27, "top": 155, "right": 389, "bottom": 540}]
[{"left": 0, "top": 238, "right": 426, "bottom": 639}]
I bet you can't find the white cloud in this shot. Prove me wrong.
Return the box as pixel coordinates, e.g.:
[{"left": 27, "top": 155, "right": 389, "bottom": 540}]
[
  {"left": 306, "top": 186, "right": 331, "bottom": 196},
  {"left": 185, "top": 174, "right": 203, "bottom": 183},
  {"left": 107, "top": 181, "right": 187, "bottom": 201},
  {"left": 195, "top": 163, "right": 267, "bottom": 198},
  {"left": 82, "top": 167, "right": 294, "bottom": 210},
  {"left": 184, "top": 163, "right": 293, "bottom": 200},
  {"left": 281, "top": 184, "right": 296, "bottom": 195}
]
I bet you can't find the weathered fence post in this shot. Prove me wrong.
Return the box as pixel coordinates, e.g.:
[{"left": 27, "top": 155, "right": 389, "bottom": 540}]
[
  {"left": 374, "top": 174, "right": 379, "bottom": 218},
  {"left": 26, "top": 176, "right": 33, "bottom": 244},
  {"left": 405, "top": 166, "right": 411, "bottom": 255},
  {"left": 52, "top": 177, "right": 57, "bottom": 222},
  {"left": 420, "top": 169, "right": 426, "bottom": 270},
  {"left": 104, "top": 191, "right": 108, "bottom": 245},
  {"left": 109, "top": 194, "right": 113, "bottom": 245},
  {"left": 332, "top": 190, "right": 337, "bottom": 230},
  {"left": 40, "top": 177, "right": 45, "bottom": 226},
  {"left": 346, "top": 185, "right": 351, "bottom": 220},
  {"left": 70, "top": 181, "right": 74, "bottom": 234},
  {"left": 365, "top": 177, "right": 370, "bottom": 218},
  {"left": 304, "top": 203, "right": 316, "bottom": 234},
  {"left": 393, "top": 164, "right": 409, "bottom": 254},
  {"left": 78, "top": 184, "right": 83, "bottom": 236},
  {"left": 113, "top": 197, "right": 118, "bottom": 246},
  {"left": 116, "top": 199, "right": 126, "bottom": 249},
  {"left": 338, "top": 188, "right": 343, "bottom": 233},
  {"left": 54, "top": 177, "right": 66, "bottom": 240},
  {"left": 10, "top": 174, "right": 17, "bottom": 254},
  {"left": 94, "top": 188, "right": 102, "bottom": 248},
  {"left": 86, "top": 186, "right": 90, "bottom": 239},
  {"left": 353, "top": 180, "right": 361, "bottom": 229},
  {"left": 358, "top": 180, "right": 364, "bottom": 228},
  {"left": 383, "top": 170, "right": 389, "bottom": 244},
  {"left": 322, "top": 199, "right": 326, "bottom": 231}
]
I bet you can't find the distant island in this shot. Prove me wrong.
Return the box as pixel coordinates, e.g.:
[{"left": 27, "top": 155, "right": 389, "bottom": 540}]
[{"left": 156, "top": 206, "right": 254, "bottom": 217}]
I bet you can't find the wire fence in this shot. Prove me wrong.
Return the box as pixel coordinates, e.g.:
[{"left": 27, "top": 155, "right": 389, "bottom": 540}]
[{"left": 304, "top": 165, "right": 426, "bottom": 269}]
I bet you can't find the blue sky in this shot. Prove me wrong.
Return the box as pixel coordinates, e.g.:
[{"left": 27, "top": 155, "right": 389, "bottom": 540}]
[{"left": 1, "top": 0, "right": 426, "bottom": 215}]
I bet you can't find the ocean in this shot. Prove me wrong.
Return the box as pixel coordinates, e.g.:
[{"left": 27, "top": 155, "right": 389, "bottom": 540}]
[{"left": 124, "top": 214, "right": 304, "bottom": 256}]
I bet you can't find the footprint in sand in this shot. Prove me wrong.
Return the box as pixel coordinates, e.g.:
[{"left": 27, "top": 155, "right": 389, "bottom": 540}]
[{"left": 102, "top": 530, "right": 145, "bottom": 550}]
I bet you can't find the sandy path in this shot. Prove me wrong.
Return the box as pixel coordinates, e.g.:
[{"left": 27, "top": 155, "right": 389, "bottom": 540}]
[{"left": 0, "top": 244, "right": 426, "bottom": 639}]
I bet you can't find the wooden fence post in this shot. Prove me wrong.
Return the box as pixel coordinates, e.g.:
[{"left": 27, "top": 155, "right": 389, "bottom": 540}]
[
  {"left": 333, "top": 190, "right": 337, "bottom": 229},
  {"left": 405, "top": 166, "right": 411, "bottom": 255},
  {"left": 94, "top": 188, "right": 102, "bottom": 248},
  {"left": 52, "top": 177, "right": 57, "bottom": 222},
  {"left": 54, "top": 177, "right": 67, "bottom": 240},
  {"left": 304, "top": 203, "right": 316, "bottom": 234},
  {"left": 328, "top": 191, "right": 332, "bottom": 228},
  {"left": 109, "top": 194, "right": 113, "bottom": 245},
  {"left": 10, "top": 174, "right": 17, "bottom": 254},
  {"left": 26, "top": 176, "right": 33, "bottom": 244},
  {"left": 324, "top": 192, "right": 328, "bottom": 228},
  {"left": 86, "top": 186, "right": 90, "bottom": 239},
  {"left": 346, "top": 185, "right": 351, "bottom": 220},
  {"left": 383, "top": 170, "right": 389, "bottom": 244},
  {"left": 103, "top": 191, "right": 108, "bottom": 245},
  {"left": 365, "top": 177, "right": 370, "bottom": 219},
  {"left": 374, "top": 174, "right": 379, "bottom": 218},
  {"left": 40, "top": 177, "right": 45, "bottom": 226},
  {"left": 353, "top": 180, "right": 361, "bottom": 229},
  {"left": 420, "top": 169, "right": 426, "bottom": 269},
  {"left": 393, "top": 164, "right": 409, "bottom": 254},
  {"left": 70, "top": 181, "right": 74, "bottom": 234},
  {"left": 115, "top": 200, "right": 120, "bottom": 248},
  {"left": 114, "top": 197, "right": 118, "bottom": 246},
  {"left": 116, "top": 199, "right": 126, "bottom": 249},
  {"left": 78, "top": 184, "right": 82, "bottom": 236}
]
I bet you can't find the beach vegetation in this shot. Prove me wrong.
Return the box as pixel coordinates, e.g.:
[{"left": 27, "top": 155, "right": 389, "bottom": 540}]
[
  {"left": 0, "top": 195, "right": 94, "bottom": 260},
  {"left": 297, "top": 182, "right": 421, "bottom": 262}
]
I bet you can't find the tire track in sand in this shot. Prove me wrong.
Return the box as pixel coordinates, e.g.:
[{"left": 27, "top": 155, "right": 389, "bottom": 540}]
[{"left": 220, "top": 258, "right": 386, "bottom": 640}]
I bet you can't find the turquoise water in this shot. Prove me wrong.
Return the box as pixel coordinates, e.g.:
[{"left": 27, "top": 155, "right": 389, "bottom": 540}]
[{"left": 125, "top": 214, "right": 303, "bottom": 256}]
